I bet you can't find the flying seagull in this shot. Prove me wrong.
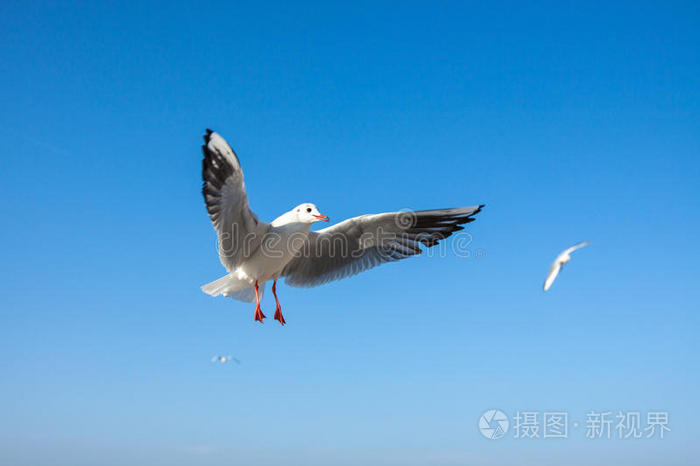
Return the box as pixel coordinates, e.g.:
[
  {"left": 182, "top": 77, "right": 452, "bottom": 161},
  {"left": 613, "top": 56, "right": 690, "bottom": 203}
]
[
  {"left": 211, "top": 355, "right": 241, "bottom": 364},
  {"left": 543, "top": 241, "right": 590, "bottom": 291},
  {"left": 200, "top": 129, "right": 484, "bottom": 324}
]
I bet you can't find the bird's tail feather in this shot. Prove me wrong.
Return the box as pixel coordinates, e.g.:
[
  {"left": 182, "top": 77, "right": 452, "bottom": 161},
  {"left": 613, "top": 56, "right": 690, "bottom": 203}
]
[{"left": 201, "top": 274, "right": 263, "bottom": 303}]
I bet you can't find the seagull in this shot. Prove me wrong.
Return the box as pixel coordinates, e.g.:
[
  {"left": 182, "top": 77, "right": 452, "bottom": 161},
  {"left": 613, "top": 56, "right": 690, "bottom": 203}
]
[
  {"left": 200, "top": 129, "right": 484, "bottom": 324},
  {"left": 543, "top": 241, "right": 590, "bottom": 291},
  {"left": 211, "top": 355, "right": 241, "bottom": 364}
]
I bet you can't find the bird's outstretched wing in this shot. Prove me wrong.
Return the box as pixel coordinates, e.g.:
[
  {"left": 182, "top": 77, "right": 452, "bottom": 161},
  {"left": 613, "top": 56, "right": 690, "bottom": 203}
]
[
  {"left": 202, "top": 130, "right": 270, "bottom": 271},
  {"left": 563, "top": 241, "right": 590, "bottom": 256},
  {"left": 282, "top": 206, "right": 483, "bottom": 288},
  {"left": 543, "top": 262, "right": 561, "bottom": 291}
]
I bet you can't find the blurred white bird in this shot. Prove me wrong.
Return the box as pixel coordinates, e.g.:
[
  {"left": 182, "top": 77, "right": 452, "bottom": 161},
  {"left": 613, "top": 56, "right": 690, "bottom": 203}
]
[
  {"left": 211, "top": 355, "right": 241, "bottom": 365},
  {"left": 543, "top": 241, "right": 590, "bottom": 291}
]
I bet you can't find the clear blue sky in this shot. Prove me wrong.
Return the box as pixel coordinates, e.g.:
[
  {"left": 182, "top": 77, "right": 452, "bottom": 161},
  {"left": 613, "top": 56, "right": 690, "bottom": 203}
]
[{"left": 1, "top": 1, "right": 698, "bottom": 465}]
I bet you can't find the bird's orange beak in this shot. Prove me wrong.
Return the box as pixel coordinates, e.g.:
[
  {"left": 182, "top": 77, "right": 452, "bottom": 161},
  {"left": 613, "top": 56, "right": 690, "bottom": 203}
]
[{"left": 313, "top": 214, "right": 329, "bottom": 222}]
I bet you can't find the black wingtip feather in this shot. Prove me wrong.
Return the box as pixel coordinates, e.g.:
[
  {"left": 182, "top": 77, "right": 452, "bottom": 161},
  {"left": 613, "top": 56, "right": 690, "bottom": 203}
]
[
  {"left": 402, "top": 205, "right": 485, "bottom": 249},
  {"left": 203, "top": 128, "right": 214, "bottom": 143}
]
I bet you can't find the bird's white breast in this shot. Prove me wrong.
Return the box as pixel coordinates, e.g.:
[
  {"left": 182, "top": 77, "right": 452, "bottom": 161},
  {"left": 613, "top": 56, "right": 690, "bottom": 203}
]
[{"left": 238, "top": 222, "right": 311, "bottom": 282}]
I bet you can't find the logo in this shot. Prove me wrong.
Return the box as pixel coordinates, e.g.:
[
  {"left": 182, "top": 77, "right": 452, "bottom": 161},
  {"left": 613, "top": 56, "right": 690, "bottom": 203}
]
[{"left": 479, "top": 409, "right": 509, "bottom": 439}]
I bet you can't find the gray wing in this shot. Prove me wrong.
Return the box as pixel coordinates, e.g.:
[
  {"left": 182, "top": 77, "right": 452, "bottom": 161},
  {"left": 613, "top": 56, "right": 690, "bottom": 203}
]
[
  {"left": 282, "top": 206, "right": 483, "bottom": 288},
  {"left": 202, "top": 130, "right": 270, "bottom": 271}
]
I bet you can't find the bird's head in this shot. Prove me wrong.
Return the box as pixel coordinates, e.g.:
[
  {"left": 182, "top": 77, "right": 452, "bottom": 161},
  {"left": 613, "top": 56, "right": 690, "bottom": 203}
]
[{"left": 294, "top": 203, "right": 329, "bottom": 224}]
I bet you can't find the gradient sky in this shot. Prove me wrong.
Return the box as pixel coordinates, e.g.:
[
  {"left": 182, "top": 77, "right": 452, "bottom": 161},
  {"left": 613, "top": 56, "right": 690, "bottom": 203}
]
[{"left": 1, "top": 1, "right": 698, "bottom": 465}]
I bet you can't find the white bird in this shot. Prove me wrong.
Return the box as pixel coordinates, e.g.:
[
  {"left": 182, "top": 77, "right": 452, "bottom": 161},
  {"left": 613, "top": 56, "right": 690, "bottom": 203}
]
[
  {"left": 211, "top": 355, "right": 241, "bottom": 364},
  {"left": 200, "top": 129, "right": 484, "bottom": 324},
  {"left": 543, "top": 241, "right": 590, "bottom": 291}
]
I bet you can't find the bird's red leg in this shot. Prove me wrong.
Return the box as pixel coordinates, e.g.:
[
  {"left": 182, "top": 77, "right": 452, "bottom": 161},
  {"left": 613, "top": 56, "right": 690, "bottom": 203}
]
[
  {"left": 253, "top": 281, "right": 265, "bottom": 323},
  {"left": 272, "top": 280, "right": 286, "bottom": 325}
]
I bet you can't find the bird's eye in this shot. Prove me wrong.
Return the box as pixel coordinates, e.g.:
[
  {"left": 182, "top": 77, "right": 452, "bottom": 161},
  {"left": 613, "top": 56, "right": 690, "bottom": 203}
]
[{"left": 306, "top": 208, "right": 312, "bottom": 213}]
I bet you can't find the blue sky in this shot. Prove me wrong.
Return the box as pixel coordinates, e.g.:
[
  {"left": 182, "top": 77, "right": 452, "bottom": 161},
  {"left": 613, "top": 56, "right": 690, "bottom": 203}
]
[{"left": 1, "top": 1, "right": 698, "bottom": 465}]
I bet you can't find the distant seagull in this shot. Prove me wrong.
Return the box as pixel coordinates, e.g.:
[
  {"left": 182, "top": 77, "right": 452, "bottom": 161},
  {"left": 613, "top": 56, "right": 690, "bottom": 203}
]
[
  {"left": 543, "top": 241, "right": 590, "bottom": 291},
  {"left": 211, "top": 355, "right": 241, "bottom": 365},
  {"left": 200, "top": 129, "right": 484, "bottom": 325}
]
